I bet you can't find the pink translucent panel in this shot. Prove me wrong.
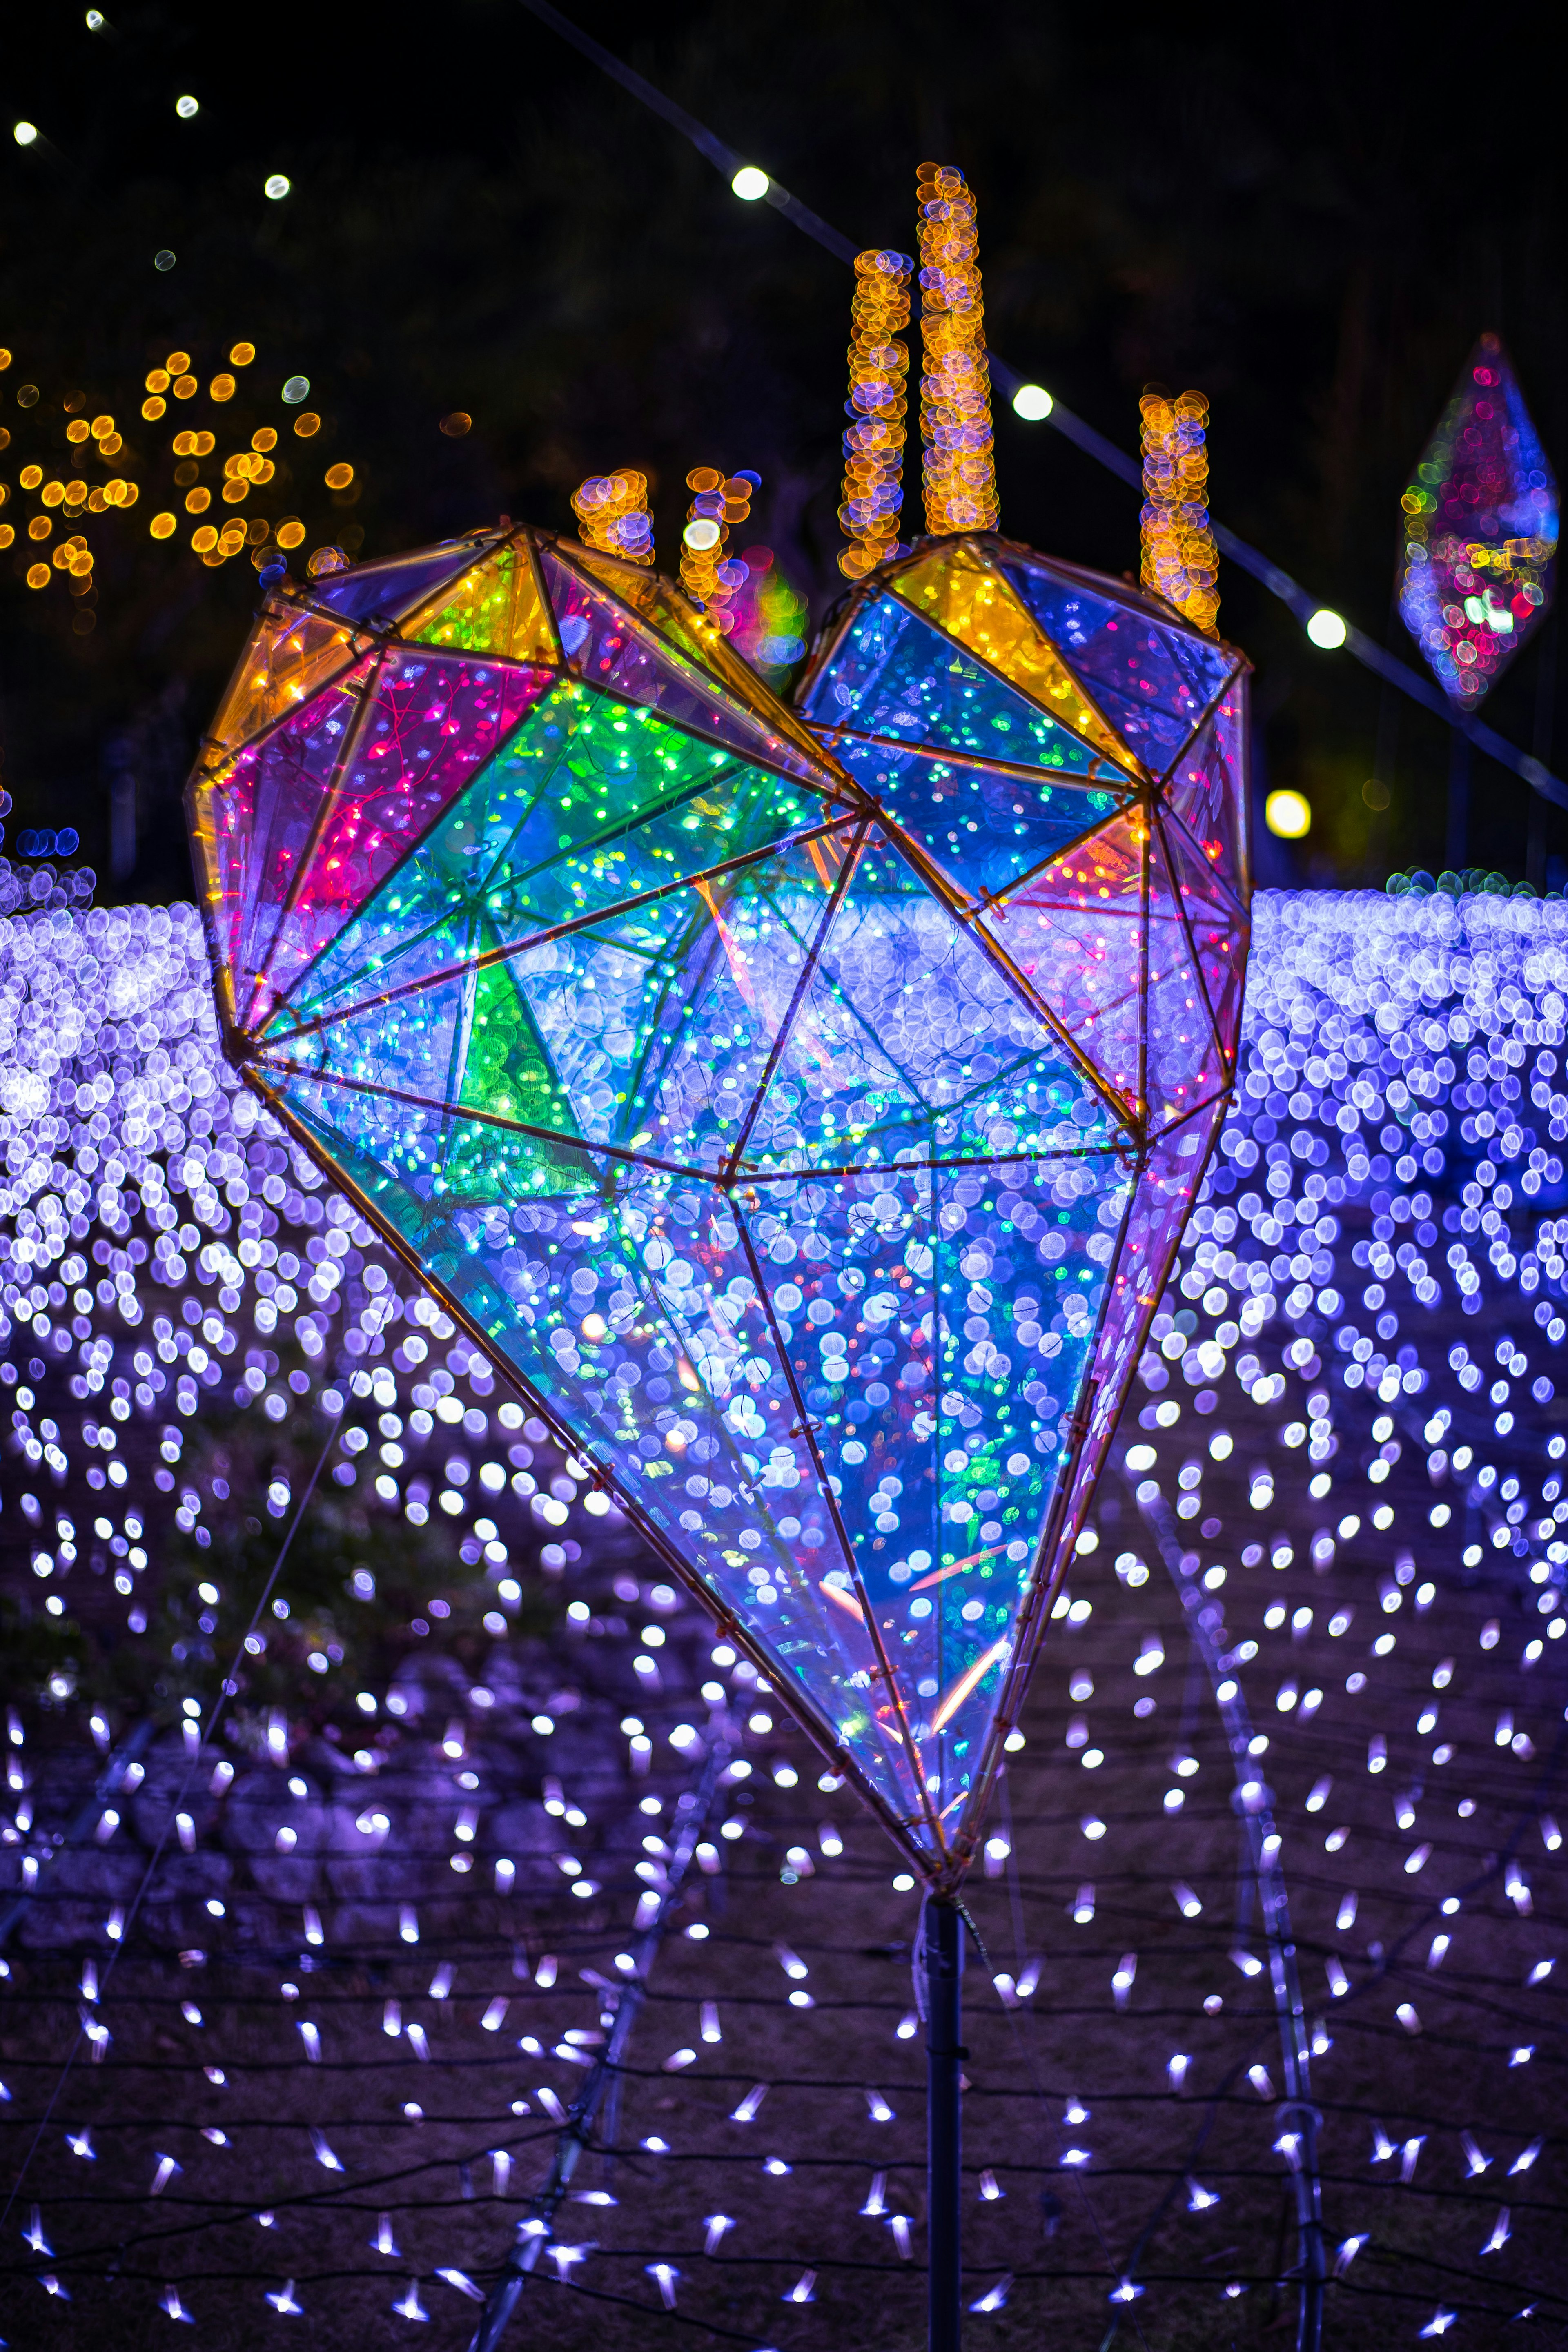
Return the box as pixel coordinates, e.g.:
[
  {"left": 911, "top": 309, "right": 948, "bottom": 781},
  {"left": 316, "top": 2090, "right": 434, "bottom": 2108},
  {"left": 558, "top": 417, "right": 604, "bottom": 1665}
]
[
  {"left": 540, "top": 549, "right": 844, "bottom": 794},
  {"left": 224, "top": 659, "right": 376, "bottom": 1026},
  {"left": 250, "top": 653, "right": 551, "bottom": 1028},
  {"left": 1145, "top": 833, "right": 1225, "bottom": 1134},
  {"left": 1163, "top": 682, "right": 1248, "bottom": 900},
  {"left": 976, "top": 812, "right": 1146, "bottom": 1115},
  {"left": 1159, "top": 808, "right": 1248, "bottom": 1068}
]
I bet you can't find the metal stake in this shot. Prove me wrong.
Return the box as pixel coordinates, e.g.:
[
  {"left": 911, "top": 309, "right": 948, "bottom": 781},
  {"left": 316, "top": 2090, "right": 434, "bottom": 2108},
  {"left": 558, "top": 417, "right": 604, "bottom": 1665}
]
[{"left": 925, "top": 1895, "right": 964, "bottom": 2351}]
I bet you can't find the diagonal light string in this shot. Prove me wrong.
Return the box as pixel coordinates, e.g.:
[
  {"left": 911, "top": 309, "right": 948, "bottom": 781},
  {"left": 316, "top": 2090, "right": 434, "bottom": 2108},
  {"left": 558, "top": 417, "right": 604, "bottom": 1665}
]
[
  {"left": 515, "top": 0, "right": 1568, "bottom": 816},
  {"left": 0, "top": 1282, "right": 401, "bottom": 2240}
]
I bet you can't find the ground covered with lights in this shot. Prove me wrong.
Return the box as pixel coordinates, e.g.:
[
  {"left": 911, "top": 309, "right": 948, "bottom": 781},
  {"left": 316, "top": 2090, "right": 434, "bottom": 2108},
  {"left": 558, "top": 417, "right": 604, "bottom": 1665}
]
[{"left": 1, "top": 872, "right": 1566, "bottom": 2348}]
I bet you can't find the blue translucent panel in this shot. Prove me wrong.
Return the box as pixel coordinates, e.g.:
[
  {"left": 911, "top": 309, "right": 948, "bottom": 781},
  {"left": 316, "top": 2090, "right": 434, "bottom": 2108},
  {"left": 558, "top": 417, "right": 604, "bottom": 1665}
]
[
  {"left": 303, "top": 540, "right": 495, "bottom": 625},
  {"left": 274, "top": 683, "right": 816, "bottom": 1034},
  {"left": 802, "top": 596, "right": 1130, "bottom": 782},
  {"left": 742, "top": 838, "right": 1129, "bottom": 1178},
  {"left": 1158, "top": 809, "right": 1247, "bottom": 1074},
  {"left": 829, "top": 734, "right": 1125, "bottom": 907},
  {"left": 746, "top": 1149, "right": 1125, "bottom": 1810},
  {"left": 256, "top": 1068, "right": 929, "bottom": 1834},
  {"left": 998, "top": 555, "right": 1237, "bottom": 768}
]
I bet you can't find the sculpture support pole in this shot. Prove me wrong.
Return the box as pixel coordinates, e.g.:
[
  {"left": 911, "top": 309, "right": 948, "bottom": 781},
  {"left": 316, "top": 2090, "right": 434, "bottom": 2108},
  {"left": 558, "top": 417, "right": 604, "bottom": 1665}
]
[
  {"left": 1447, "top": 723, "right": 1471, "bottom": 872},
  {"left": 925, "top": 1897, "right": 964, "bottom": 2352}
]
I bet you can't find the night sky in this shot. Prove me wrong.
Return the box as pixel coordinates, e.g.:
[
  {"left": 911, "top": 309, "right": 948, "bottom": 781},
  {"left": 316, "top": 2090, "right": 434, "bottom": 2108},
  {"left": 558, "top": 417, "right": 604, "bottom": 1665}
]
[{"left": 2, "top": 0, "right": 1564, "bottom": 898}]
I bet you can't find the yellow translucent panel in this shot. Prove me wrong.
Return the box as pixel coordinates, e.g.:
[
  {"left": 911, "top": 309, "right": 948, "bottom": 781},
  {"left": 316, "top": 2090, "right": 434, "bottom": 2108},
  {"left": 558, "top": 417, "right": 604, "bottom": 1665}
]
[
  {"left": 405, "top": 538, "right": 557, "bottom": 665},
  {"left": 203, "top": 602, "right": 364, "bottom": 764},
  {"left": 891, "top": 543, "right": 1136, "bottom": 774},
  {"left": 567, "top": 542, "right": 845, "bottom": 790}
]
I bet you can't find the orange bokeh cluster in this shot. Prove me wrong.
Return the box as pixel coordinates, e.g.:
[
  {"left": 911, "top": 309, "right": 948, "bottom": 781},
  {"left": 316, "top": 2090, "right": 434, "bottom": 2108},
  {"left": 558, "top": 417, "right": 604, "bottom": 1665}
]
[
  {"left": 838, "top": 248, "right": 913, "bottom": 580},
  {"left": 571, "top": 467, "right": 654, "bottom": 564},
  {"left": 1139, "top": 390, "right": 1221, "bottom": 637},
  {"left": 679, "top": 466, "right": 753, "bottom": 626},
  {"left": 915, "top": 163, "right": 997, "bottom": 538}
]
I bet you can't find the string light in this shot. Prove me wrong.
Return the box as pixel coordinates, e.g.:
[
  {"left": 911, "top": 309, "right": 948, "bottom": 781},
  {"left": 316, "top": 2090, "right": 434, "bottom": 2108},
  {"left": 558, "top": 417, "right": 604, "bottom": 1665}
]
[
  {"left": 1139, "top": 390, "right": 1221, "bottom": 637},
  {"left": 915, "top": 162, "right": 997, "bottom": 536},
  {"left": 838, "top": 248, "right": 913, "bottom": 579},
  {"left": 571, "top": 469, "right": 654, "bottom": 564}
]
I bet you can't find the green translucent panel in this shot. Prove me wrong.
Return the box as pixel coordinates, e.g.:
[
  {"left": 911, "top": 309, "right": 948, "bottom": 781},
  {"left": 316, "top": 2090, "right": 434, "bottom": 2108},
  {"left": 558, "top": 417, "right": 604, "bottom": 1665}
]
[
  {"left": 276, "top": 683, "right": 816, "bottom": 1034},
  {"left": 403, "top": 537, "right": 559, "bottom": 665}
]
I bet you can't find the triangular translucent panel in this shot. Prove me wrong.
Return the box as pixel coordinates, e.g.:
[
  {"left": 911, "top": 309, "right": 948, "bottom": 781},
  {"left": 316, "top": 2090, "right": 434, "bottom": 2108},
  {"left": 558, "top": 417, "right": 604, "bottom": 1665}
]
[
  {"left": 223, "top": 658, "right": 377, "bottom": 1027},
  {"left": 829, "top": 734, "right": 1128, "bottom": 909},
  {"left": 742, "top": 839, "right": 1130, "bottom": 1176},
  {"left": 976, "top": 811, "right": 1148, "bottom": 1116},
  {"left": 802, "top": 595, "right": 1134, "bottom": 786},
  {"left": 203, "top": 597, "right": 369, "bottom": 769},
  {"left": 888, "top": 542, "right": 1133, "bottom": 770},
  {"left": 1158, "top": 808, "right": 1248, "bottom": 1067},
  {"left": 565, "top": 543, "right": 838, "bottom": 787},
  {"left": 301, "top": 538, "right": 495, "bottom": 625},
  {"left": 249, "top": 653, "right": 551, "bottom": 1027},
  {"left": 272, "top": 683, "right": 820, "bottom": 1039},
  {"left": 998, "top": 554, "right": 1237, "bottom": 769},
  {"left": 745, "top": 1149, "right": 1126, "bottom": 1813},
  {"left": 539, "top": 548, "right": 844, "bottom": 795},
  {"left": 403, "top": 538, "right": 559, "bottom": 665},
  {"left": 248, "top": 1070, "right": 929, "bottom": 1830},
  {"left": 1144, "top": 832, "right": 1227, "bottom": 1134},
  {"left": 1163, "top": 691, "right": 1248, "bottom": 900}
]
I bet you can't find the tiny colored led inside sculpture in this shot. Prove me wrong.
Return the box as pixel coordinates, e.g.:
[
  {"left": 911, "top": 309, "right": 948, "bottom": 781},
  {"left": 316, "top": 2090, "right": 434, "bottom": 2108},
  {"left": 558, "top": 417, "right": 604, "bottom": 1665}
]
[{"left": 1399, "top": 331, "right": 1559, "bottom": 710}]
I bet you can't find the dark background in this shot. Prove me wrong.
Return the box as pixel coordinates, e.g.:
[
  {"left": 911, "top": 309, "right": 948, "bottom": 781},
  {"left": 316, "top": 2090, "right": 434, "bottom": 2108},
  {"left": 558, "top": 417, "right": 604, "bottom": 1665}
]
[{"left": 1, "top": 0, "right": 1564, "bottom": 902}]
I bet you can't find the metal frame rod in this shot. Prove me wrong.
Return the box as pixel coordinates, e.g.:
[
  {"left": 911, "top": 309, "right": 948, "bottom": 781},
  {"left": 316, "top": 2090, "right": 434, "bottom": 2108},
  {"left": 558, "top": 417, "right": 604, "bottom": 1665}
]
[{"left": 924, "top": 1895, "right": 965, "bottom": 2351}]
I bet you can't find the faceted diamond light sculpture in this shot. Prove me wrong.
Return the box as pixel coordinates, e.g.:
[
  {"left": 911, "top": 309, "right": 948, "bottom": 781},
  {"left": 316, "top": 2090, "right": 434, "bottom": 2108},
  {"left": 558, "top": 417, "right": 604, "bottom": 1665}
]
[
  {"left": 189, "top": 523, "right": 1247, "bottom": 1886},
  {"left": 1398, "top": 332, "right": 1559, "bottom": 711}
]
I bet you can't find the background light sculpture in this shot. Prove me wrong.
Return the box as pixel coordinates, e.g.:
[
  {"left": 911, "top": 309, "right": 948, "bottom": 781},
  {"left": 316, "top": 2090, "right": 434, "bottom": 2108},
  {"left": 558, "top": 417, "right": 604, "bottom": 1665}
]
[{"left": 1398, "top": 333, "right": 1559, "bottom": 713}]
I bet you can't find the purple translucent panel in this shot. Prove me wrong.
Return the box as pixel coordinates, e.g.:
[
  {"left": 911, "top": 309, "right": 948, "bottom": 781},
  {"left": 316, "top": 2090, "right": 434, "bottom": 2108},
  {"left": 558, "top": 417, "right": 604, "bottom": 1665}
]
[
  {"left": 801, "top": 592, "right": 1127, "bottom": 784},
  {"left": 750, "top": 839, "right": 1128, "bottom": 1178},
  {"left": 1159, "top": 811, "right": 1247, "bottom": 1069},
  {"left": 828, "top": 734, "right": 1125, "bottom": 908},
  {"left": 225, "top": 660, "right": 376, "bottom": 1028},
  {"left": 540, "top": 550, "right": 842, "bottom": 792},
  {"left": 302, "top": 540, "right": 493, "bottom": 625},
  {"left": 278, "top": 684, "right": 815, "bottom": 1038},
  {"left": 1398, "top": 335, "right": 1559, "bottom": 710},
  {"left": 998, "top": 555, "right": 1236, "bottom": 768},
  {"left": 1144, "top": 836, "right": 1225, "bottom": 1136},
  {"left": 254, "top": 655, "right": 552, "bottom": 1026},
  {"left": 1163, "top": 686, "right": 1248, "bottom": 902},
  {"left": 256, "top": 1065, "right": 929, "bottom": 1831},
  {"left": 976, "top": 813, "right": 1146, "bottom": 1117}
]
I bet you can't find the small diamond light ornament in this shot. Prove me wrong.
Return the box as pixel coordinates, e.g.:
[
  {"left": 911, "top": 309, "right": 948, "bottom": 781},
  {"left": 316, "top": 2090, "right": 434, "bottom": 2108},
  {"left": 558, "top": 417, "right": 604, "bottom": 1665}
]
[{"left": 1398, "top": 332, "right": 1559, "bottom": 710}]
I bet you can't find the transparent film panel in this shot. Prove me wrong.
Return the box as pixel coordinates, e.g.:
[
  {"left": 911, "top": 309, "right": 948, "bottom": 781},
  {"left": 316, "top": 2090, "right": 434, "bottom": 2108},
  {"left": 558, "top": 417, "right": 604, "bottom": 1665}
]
[
  {"left": 977, "top": 811, "right": 1147, "bottom": 1117},
  {"left": 302, "top": 540, "right": 492, "bottom": 625},
  {"left": 888, "top": 541, "right": 1132, "bottom": 769},
  {"left": 540, "top": 549, "right": 842, "bottom": 793},
  {"left": 1163, "top": 695, "right": 1247, "bottom": 901},
  {"left": 257, "top": 654, "right": 553, "bottom": 1025},
  {"left": 206, "top": 599, "right": 367, "bottom": 768},
  {"left": 403, "top": 539, "right": 559, "bottom": 666},
  {"left": 745, "top": 838, "right": 1130, "bottom": 1180},
  {"left": 999, "top": 554, "right": 1238, "bottom": 769},
  {"left": 829, "top": 734, "right": 1125, "bottom": 909},
  {"left": 1145, "top": 826, "right": 1229, "bottom": 1134},
  {"left": 746, "top": 1147, "right": 1123, "bottom": 1813},
  {"left": 801, "top": 593, "right": 1125, "bottom": 784},
  {"left": 1158, "top": 807, "right": 1248, "bottom": 1067}
]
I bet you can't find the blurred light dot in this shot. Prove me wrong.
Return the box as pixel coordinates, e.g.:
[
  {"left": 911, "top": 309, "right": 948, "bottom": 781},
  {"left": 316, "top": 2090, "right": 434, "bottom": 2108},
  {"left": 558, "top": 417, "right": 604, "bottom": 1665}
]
[
  {"left": 153, "top": 250, "right": 176, "bottom": 272},
  {"left": 731, "top": 166, "right": 769, "bottom": 201},
  {"left": 86, "top": 9, "right": 105, "bottom": 24},
  {"left": 14, "top": 122, "right": 39, "bottom": 147},
  {"left": 281, "top": 376, "right": 310, "bottom": 405},
  {"left": 176, "top": 95, "right": 199, "bottom": 119},
  {"left": 1306, "top": 607, "right": 1348, "bottom": 649},
  {"left": 684, "top": 519, "right": 722, "bottom": 551},
  {"left": 439, "top": 412, "right": 472, "bottom": 438},
  {"left": 1012, "top": 383, "right": 1054, "bottom": 421},
  {"left": 1265, "top": 789, "right": 1312, "bottom": 840},
  {"left": 264, "top": 174, "right": 291, "bottom": 201}
]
